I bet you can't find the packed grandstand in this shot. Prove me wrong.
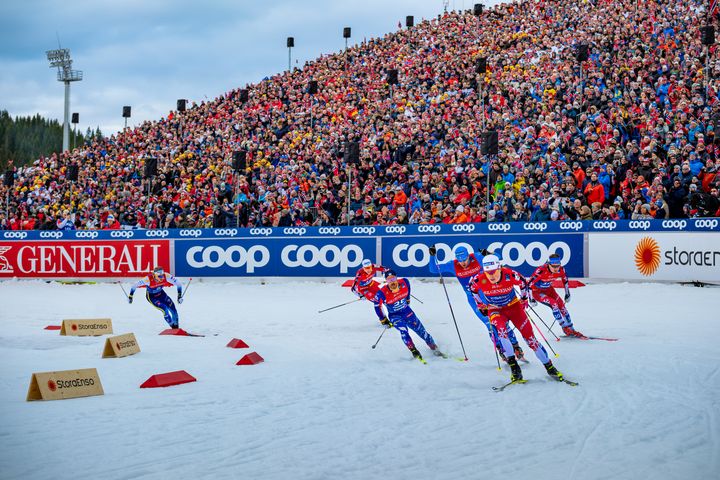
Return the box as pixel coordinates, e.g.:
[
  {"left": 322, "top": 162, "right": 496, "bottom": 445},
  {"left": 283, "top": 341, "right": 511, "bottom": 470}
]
[{"left": 1, "top": 0, "right": 719, "bottom": 231}]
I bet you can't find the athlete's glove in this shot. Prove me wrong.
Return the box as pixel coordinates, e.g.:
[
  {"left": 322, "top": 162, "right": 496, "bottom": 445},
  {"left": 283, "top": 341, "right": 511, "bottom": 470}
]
[
  {"left": 479, "top": 248, "right": 491, "bottom": 256},
  {"left": 428, "top": 244, "right": 437, "bottom": 256},
  {"left": 564, "top": 292, "right": 571, "bottom": 303},
  {"left": 128, "top": 294, "right": 133, "bottom": 304},
  {"left": 529, "top": 297, "right": 537, "bottom": 306},
  {"left": 178, "top": 296, "right": 184, "bottom": 304}
]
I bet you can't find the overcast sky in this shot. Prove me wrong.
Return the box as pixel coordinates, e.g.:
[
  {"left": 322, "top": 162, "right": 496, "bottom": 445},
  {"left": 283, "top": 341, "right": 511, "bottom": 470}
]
[{"left": 0, "top": 0, "right": 494, "bottom": 136}]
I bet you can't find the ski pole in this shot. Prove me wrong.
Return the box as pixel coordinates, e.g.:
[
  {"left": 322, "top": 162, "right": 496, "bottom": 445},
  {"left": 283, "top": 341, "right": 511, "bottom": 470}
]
[
  {"left": 487, "top": 317, "right": 502, "bottom": 371},
  {"left": 118, "top": 282, "right": 130, "bottom": 300},
  {"left": 435, "top": 257, "right": 468, "bottom": 361},
  {"left": 410, "top": 294, "right": 424, "bottom": 304},
  {"left": 526, "top": 312, "right": 559, "bottom": 358},
  {"left": 371, "top": 325, "right": 390, "bottom": 349},
  {"left": 180, "top": 278, "right": 193, "bottom": 301},
  {"left": 318, "top": 297, "right": 363, "bottom": 314},
  {"left": 528, "top": 304, "right": 560, "bottom": 341}
]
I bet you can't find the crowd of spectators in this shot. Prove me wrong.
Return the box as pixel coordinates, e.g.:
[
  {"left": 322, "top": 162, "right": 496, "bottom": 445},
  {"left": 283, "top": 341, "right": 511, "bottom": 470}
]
[{"left": 1, "top": 0, "right": 720, "bottom": 231}]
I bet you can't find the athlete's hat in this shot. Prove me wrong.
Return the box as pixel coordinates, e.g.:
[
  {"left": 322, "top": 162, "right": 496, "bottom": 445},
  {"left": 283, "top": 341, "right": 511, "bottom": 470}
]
[
  {"left": 455, "top": 246, "right": 469, "bottom": 262},
  {"left": 384, "top": 269, "right": 398, "bottom": 279},
  {"left": 548, "top": 254, "right": 561, "bottom": 266},
  {"left": 362, "top": 259, "right": 372, "bottom": 268},
  {"left": 481, "top": 255, "right": 501, "bottom": 272},
  {"left": 152, "top": 266, "right": 164, "bottom": 276}
]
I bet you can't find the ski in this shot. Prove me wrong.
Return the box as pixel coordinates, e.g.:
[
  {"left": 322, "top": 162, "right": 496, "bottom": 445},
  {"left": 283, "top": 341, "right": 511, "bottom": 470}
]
[
  {"left": 415, "top": 357, "right": 428, "bottom": 365},
  {"left": 492, "top": 379, "right": 527, "bottom": 391},
  {"left": 562, "top": 335, "right": 618, "bottom": 342},
  {"left": 549, "top": 376, "right": 579, "bottom": 386}
]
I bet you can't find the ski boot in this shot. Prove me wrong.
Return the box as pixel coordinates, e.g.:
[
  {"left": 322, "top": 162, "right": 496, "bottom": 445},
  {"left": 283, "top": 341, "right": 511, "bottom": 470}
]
[
  {"left": 379, "top": 317, "right": 391, "bottom": 327},
  {"left": 544, "top": 361, "right": 564, "bottom": 381},
  {"left": 169, "top": 323, "right": 179, "bottom": 329},
  {"left": 429, "top": 345, "right": 447, "bottom": 358},
  {"left": 562, "top": 326, "right": 584, "bottom": 338},
  {"left": 410, "top": 346, "right": 424, "bottom": 361},
  {"left": 512, "top": 343, "right": 525, "bottom": 361},
  {"left": 507, "top": 356, "right": 523, "bottom": 381}
]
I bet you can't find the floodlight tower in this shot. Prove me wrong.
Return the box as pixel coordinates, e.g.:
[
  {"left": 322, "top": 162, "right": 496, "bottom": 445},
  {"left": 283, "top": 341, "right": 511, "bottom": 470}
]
[{"left": 46, "top": 48, "right": 83, "bottom": 153}]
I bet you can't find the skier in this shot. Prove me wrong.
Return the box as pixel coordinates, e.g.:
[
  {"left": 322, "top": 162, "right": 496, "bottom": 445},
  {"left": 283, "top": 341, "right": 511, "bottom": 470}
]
[
  {"left": 428, "top": 244, "right": 523, "bottom": 361},
  {"left": 351, "top": 259, "right": 390, "bottom": 326},
  {"left": 527, "top": 253, "right": 584, "bottom": 337},
  {"left": 469, "top": 255, "right": 563, "bottom": 383},
  {"left": 128, "top": 266, "right": 184, "bottom": 329},
  {"left": 374, "top": 270, "right": 442, "bottom": 363}
]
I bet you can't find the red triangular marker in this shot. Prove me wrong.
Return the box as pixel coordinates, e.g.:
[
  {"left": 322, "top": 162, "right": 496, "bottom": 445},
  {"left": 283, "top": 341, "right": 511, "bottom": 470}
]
[
  {"left": 226, "top": 338, "right": 249, "bottom": 348},
  {"left": 159, "top": 328, "right": 190, "bottom": 336},
  {"left": 236, "top": 352, "right": 264, "bottom": 365},
  {"left": 140, "top": 370, "right": 197, "bottom": 388},
  {"left": 44, "top": 325, "right": 62, "bottom": 330}
]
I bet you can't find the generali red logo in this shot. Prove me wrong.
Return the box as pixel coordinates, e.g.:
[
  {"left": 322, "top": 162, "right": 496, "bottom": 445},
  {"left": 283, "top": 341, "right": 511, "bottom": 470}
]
[
  {"left": 634, "top": 237, "right": 661, "bottom": 276},
  {"left": 47, "top": 380, "right": 57, "bottom": 392}
]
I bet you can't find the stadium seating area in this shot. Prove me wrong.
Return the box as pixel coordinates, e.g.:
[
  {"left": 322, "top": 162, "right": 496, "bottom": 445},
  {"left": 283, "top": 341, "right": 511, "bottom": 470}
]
[{"left": 1, "top": 0, "right": 719, "bottom": 230}]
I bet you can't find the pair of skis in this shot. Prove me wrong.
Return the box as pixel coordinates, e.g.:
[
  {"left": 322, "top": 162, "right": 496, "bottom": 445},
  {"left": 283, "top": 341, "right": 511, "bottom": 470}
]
[{"left": 493, "top": 377, "right": 579, "bottom": 392}]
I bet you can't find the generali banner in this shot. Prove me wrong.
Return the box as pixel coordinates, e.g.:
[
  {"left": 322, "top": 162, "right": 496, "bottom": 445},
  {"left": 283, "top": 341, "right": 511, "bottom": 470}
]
[
  {"left": 0, "top": 240, "right": 169, "bottom": 278},
  {"left": 589, "top": 232, "right": 720, "bottom": 282}
]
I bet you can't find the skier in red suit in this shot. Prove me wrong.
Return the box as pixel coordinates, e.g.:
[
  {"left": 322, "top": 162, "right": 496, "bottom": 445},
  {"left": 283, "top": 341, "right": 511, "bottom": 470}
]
[{"left": 351, "top": 259, "right": 390, "bottom": 326}]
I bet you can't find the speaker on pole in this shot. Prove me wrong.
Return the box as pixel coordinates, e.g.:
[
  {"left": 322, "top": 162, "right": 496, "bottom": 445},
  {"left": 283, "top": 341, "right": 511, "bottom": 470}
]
[
  {"left": 406, "top": 16, "right": 414, "bottom": 28},
  {"left": 67, "top": 165, "right": 79, "bottom": 182},
  {"left": 576, "top": 44, "right": 589, "bottom": 62},
  {"left": 344, "top": 142, "right": 360, "bottom": 164},
  {"left": 144, "top": 157, "right": 158, "bottom": 178},
  {"left": 343, "top": 27, "right": 351, "bottom": 39},
  {"left": 177, "top": 99, "right": 186, "bottom": 112},
  {"left": 387, "top": 69, "right": 399, "bottom": 85},
  {"left": 233, "top": 151, "right": 247, "bottom": 172},
  {"left": 473, "top": 3, "right": 484, "bottom": 15},
  {"left": 476, "top": 57, "right": 487, "bottom": 74},
  {"left": 239, "top": 89, "right": 249, "bottom": 103},
  {"left": 287, "top": 37, "right": 295, "bottom": 48},
  {"left": 71, "top": 113, "right": 79, "bottom": 124},
  {"left": 3, "top": 170, "right": 13, "bottom": 187},
  {"left": 701, "top": 26, "right": 715, "bottom": 45},
  {"left": 122, "top": 106, "right": 131, "bottom": 118},
  {"left": 308, "top": 80, "right": 318, "bottom": 95},
  {"left": 481, "top": 130, "right": 498, "bottom": 155}
]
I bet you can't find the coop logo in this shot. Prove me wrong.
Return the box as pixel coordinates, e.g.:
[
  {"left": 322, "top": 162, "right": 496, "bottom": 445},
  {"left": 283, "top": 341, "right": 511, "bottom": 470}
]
[
  {"left": 185, "top": 245, "right": 269, "bottom": 273},
  {"left": 144, "top": 230, "right": 169, "bottom": 238},
  {"left": 318, "top": 227, "right": 341, "bottom": 235},
  {"left": 352, "top": 226, "right": 376, "bottom": 235},
  {"left": 283, "top": 227, "right": 307, "bottom": 236},
  {"left": 694, "top": 219, "right": 718, "bottom": 229},
  {"left": 393, "top": 241, "right": 571, "bottom": 268},
  {"left": 281, "top": 244, "right": 363, "bottom": 273},
  {"left": 179, "top": 229, "right": 202, "bottom": 237},
  {"left": 0, "top": 246, "right": 14, "bottom": 272},
  {"left": 452, "top": 224, "right": 475, "bottom": 232},
  {"left": 110, "top": 230, "right": 135, "bottom": 238},
  {"left": 592, "top": 221, "right": 617, "bottom": 231},
  {"left": 559, "top": 221, "right": 583, "bottom": 231},
  {"left": 385, "top": 226, "right": 406, "bottom": 234},
  {"left": 488, "top": 223, "right": 511, "bottom": 232},
  {"left": 628, "top": 220, "right": 651, "bottom": 230},
  {"left": 248, "top": 228, "right": 271, "bottom": 236},
  {"left": 75, "top": 231, "right": 99, "bottom": 239},
  {"left": 418, "top": 225, "right": 441, "bottom": 233},
  {"left": 215, "top": 229, "right": 239, "bottom": 236},
  {"left": 661, "top": 220, "right": 686, "bottom": 230},
  {"left": 523, "top": 223, "right": 547, "bottom": 231},
  {"left": 40, "top": 231, "right": 64, "bottom": 239},
  {"left": 3, "top": 231, "right": 27, "bottom": 239},
  {"left": 634, "top": 237, "right": 661, "bottom": 276}
]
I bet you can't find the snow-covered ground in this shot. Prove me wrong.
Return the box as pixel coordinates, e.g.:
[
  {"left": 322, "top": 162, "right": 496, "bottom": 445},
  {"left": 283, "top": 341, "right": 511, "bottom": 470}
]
[{"left": 0, "top": 279, "right": 718, "bottom": 480}]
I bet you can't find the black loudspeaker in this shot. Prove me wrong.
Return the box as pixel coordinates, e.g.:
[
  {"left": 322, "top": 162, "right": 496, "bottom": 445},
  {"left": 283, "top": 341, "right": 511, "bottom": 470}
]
[
  {"left": 406, "top": 16, "right": 414, "bottom": 27},
  {"left": 3, "top": 170, "right": 13, "bottom": 187},
  {"left": 122, "top": 106, "right": 131, "bottom": 118},
  {"left": 144, "top": 157, "right": 158, "bottom": 178},
  {"left": 233, "top": 151, "right": 247, "bottom": 171},
  {"left": 287, "top": 37, "right": 295, "bottom": 48},
  {"left": 177, "top": 99, "right": 186, "bottom": 112},
  {"left": 308, "top": 80, "right": 318, "bottom": 95},
  {"left": 344, "top": 142, "right": 360, "bottom": 164},
  {"left": 701, "top": 26, "right": 715, "bottom": 45},
  {"left": 387, "top": 69, "right": 399, "bottom": 85},
  {"left": 343, "top": 27, "right": 351, "bottom": 39},
  {"left": 71, "top": 113, "right": 79, "bottom": 124},
  {"left": 474, "top": 3, "right": 484, "bottom": 15},
  {"left": 239, "top": 89, "right": 249, "bottom": 103},
  {"left": 481, "top": 130, "right": 498, "bottom": 155},
  {"left": 67, "top": 165, "right": 79, "bottom": 182},
  {"left": 576, "top": 44, "right": 589, "bottom": 62},
  {"left": 476, "top": 57, "right": 487, "bottom": 74}
]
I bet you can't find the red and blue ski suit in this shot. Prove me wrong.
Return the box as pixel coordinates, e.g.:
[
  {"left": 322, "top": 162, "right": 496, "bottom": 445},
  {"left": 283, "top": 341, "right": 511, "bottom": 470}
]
[
  {"left": 375, "top": 278, "right": 437, "bottom": 353},
  {"left": 430, "top": 252, "right": 518, "bottom": 349},
  {"left": 351, "top": 264, "right": 387, "bottom": 320},
  {"left": 527, "top": 264, "right": 574, "bottom": 329},
  {"left": 130, "top": 273, "right": 183, "bottom": 328},
  {"left": 469, "top": 268, "right": 550, "bottom": 363}
]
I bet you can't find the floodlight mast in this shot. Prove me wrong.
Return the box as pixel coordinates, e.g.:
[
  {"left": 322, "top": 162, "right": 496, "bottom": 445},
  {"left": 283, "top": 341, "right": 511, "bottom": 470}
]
[{"left": 46, "top": 48, "right": 83, "bottom": 153}]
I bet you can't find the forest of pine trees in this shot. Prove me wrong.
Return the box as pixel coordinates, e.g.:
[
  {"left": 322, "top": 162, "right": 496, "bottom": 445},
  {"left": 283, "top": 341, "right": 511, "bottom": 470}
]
[{"left": 0, "top": 110, "right": 103, "bottom": 168}]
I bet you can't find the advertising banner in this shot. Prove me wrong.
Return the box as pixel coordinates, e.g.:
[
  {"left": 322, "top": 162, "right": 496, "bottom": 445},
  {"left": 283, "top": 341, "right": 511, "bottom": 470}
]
[
  {"left": 174, "top": 237, "right": 376, "bottom": 277},
  {"left": 381, "top": 233, "right": 584, "bottom": 278},
  {"left": 588, "top": 232, "right": 720, "bottom": 282},
  {"left": 0, "top": 240, "right": 170, "bottom": 278}
]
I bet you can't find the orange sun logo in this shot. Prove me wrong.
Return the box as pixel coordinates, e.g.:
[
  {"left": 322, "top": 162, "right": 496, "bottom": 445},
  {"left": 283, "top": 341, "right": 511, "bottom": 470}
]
[{"left": 634, "top": 237, "right": 661, "bottom": 276}]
